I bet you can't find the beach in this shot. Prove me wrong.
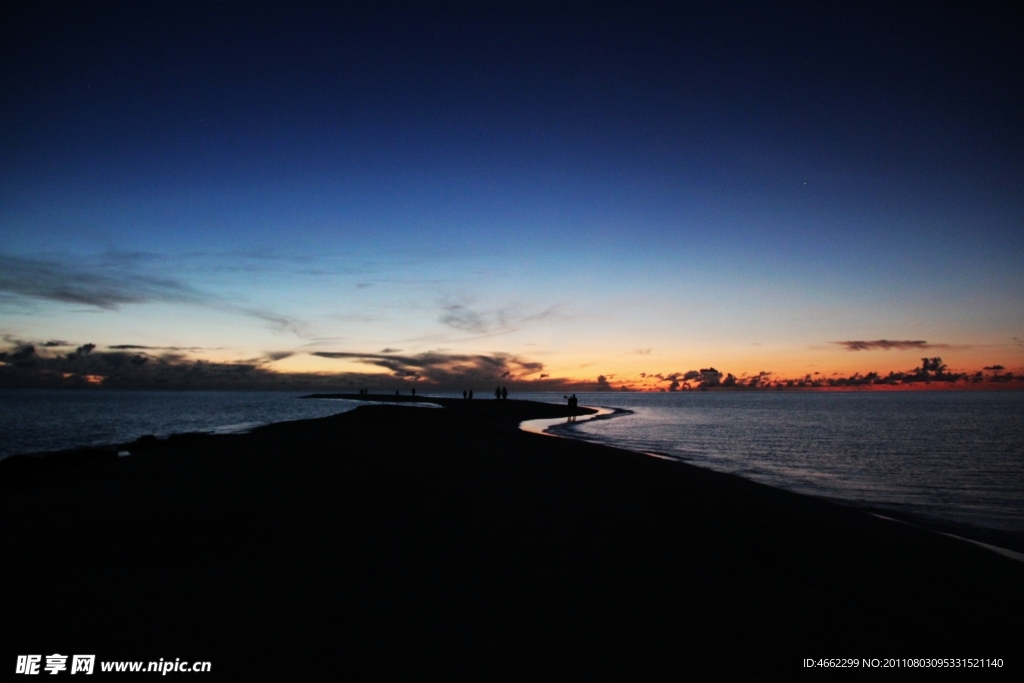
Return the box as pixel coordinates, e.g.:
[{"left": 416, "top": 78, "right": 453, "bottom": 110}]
[{"left": 3, "top": 396, "right": 1021, "bottom": 677}]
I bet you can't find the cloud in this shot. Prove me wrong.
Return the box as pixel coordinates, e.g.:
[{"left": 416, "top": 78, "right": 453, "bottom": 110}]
[
  {"left": 595, "top": 375, "right": 612, "bottom": 391},
  {"left": 520, "top": 307, "right": 562, "bottom": 325},
  {"left": 0, "top": 344, "right": 37, "bottom": 364},
  {"left": 0, "top": 253, "right": 308, "bottom": 337},
  {"left": 244, "top": 309, "right": 307, "bottom": 337},
  {"left": 311, "top": 349, "right": 547, "bottom": 386},
  {"left": 436, "top": 299, "right": 564, "bottom": 337},
  {"left": 834, "top": 340, "right": 950, "bottom": 351},
  {"left": 0, "top": 254, "right": 208, "bottom": 310},
  {"left": 439, "top": 304, "right": 487, "bottom": 333},
  {"left": 0, "top": 342, "right": 345, "bottom": 390},
  {"left": 634, "top": 348, "right": 652, "bottom": 355},
  {"left": 107, "top": 344, "right": 218, "bottom": 351}
]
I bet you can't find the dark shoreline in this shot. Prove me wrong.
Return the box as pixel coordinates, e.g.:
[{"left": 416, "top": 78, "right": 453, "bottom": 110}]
[{"left": 3, "top": 396, "right": 1022, "bottom": 677}]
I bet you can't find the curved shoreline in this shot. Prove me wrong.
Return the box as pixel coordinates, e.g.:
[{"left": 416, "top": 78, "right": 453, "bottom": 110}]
[
  {"left": 3, "top": 397, "right": 1023, "bottom": 676},
  {"left": 518, "top": 404, "right": 622, "bottom": 436},
  {"left": 530, "top": 401, "right": 1024, "bottom": 559},
  {"left": 8, "top": 393, "right": 1021, "bottom": 558}
]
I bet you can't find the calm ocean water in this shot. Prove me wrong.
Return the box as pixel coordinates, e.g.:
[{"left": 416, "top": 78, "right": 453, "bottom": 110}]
[
  {"left": 0, "top": 389, "right": 360, "bottom": 458},
  {"left": 3, "top": 389, "right": 1022, "bottom": 542},
  {"left": 527, "top": 391, "right": 1024, "bottom": 539}
]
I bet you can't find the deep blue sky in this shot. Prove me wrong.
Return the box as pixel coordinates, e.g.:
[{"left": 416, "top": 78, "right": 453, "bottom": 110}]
[{"left": 2, "top": 1, "right": 1022, "bottom": 388}]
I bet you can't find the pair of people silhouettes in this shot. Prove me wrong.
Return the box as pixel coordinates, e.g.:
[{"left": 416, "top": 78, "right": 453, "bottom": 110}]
[{"left": 494, "top": 386, "right": 508, "bottom": 400}]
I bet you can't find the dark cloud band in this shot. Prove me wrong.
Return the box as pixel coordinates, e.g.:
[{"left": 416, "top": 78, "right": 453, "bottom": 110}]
[
  {"left": 834, "top": 340, "right": 948, "bottom": 351},
  {"left": 312, "top": 350, "right": 545, "bottom": 384}
]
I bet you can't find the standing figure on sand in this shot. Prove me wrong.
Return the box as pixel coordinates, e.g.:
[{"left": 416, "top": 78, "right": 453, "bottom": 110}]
[{"left": 565, "top": 394, "right": 578, "bottom": 421}]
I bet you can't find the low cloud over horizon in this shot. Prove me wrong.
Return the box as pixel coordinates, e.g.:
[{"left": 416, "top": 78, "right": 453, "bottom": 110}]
[
  {"left": 312, "top": 350, "right": 550, "bottom": 387},
  {"left": 834, "top": 340, "right": 952, "bottom": 351},
  {"left": 0, "top": 340, "right": 307, "bottom": 390},
  {"left": 0, "top": 339, "right": 591, "bottom": 391},
  {"left": 2, "top": 336, "right": 1021, "bottom": 392}
]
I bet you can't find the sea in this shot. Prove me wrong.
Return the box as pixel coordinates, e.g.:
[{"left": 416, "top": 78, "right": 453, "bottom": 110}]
[
  {"left": 0, "top": 389, "right": 360, "bottom": 459},
  {"left": 535, "top": 390, "right": 1024, "bottom": 546},
  {"left": 2, "top": 388, "right": 1022, "bottom": 547}
]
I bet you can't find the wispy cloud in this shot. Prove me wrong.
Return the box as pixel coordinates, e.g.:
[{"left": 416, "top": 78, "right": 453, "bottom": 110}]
[
  {"left": 834, "top": 339, "right": 952, "bottom": 351},
  {"left": 438, "top": 304, "right": 488, "bottom": 333},
  {"left": 436, "top": 299, "right": 564, "bottom": 337},
  {"left": 243, "top": 309, "right": 308, "bottom": 337},
  {"left": 0, "top": 254, "right": 207, "bottom": 309},
  {"left": 107, "top": 344, "right": 220, "bottom": 351},
  {"left": 0, "top": 253, "right": 308, "bottom": 337}
]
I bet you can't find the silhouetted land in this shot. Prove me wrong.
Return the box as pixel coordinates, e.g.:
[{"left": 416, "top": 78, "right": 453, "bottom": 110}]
[{"left": 3, "top": 396, "right": 1021, "bottom": 678}]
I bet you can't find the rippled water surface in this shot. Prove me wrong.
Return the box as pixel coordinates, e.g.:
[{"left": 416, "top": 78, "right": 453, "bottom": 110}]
[
  {"left": 524, "top": 391, "right": 1024, "bottom": 536},
  {"left": 0, "top": 389, "right": 359, "bottom": 458}
]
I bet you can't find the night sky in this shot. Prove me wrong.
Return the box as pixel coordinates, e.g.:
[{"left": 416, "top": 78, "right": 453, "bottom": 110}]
[{"left": 2, "top": 1, "right": 1022, "bottom": 390}]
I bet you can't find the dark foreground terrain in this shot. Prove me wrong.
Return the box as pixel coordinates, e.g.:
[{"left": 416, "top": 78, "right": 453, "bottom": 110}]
[{"left": 3, "top": 396, "right": 1021, "bottom": 678}]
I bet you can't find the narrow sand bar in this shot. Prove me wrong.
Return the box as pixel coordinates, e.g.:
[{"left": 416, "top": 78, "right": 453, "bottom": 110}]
[{"left": 3, "top": 396, "right": 1021, "bottom": 677}]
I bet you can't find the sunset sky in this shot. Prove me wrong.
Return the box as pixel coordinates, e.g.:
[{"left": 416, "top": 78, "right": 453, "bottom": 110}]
[{"left": 2, "top": 2, "right": 1022, "bottom": 390}]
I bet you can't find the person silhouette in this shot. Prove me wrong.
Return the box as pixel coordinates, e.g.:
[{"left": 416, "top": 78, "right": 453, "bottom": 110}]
[
  {"left": 495, "top": 386, "right": 501, "bottom": 400},
  {"left": 463, "top": 390, "right": 467, "bottom": 400},
  {"left": 501, "top": 386, "right": 507, "bottom": 400},
  {"left": 469, "top": 389, "right": 473, "bottom": 400},
  {"left": 411, "top": 387, "right": 416, "bottom": 397}
]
